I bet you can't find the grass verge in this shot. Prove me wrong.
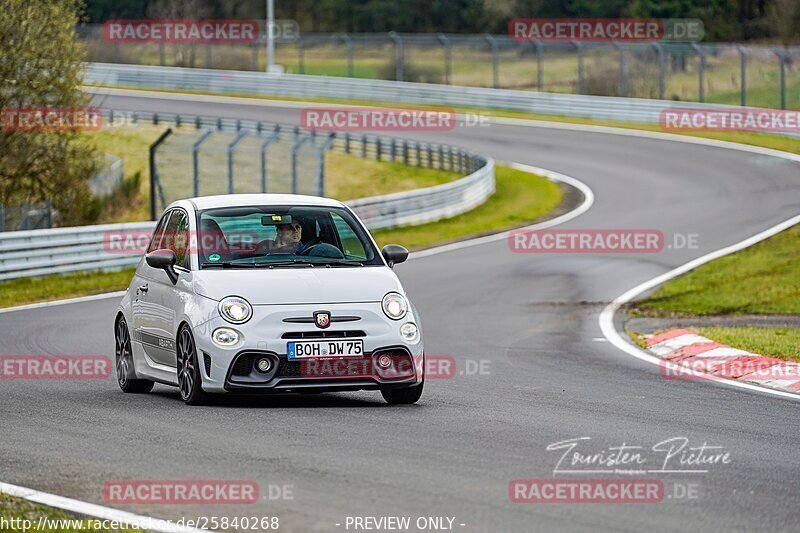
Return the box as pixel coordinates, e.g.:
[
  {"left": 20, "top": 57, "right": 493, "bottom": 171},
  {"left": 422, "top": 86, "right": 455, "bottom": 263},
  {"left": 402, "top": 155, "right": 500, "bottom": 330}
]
[
  {"left": 0, "top": 165, "right": 562, "bottom": 309},
  {"left": 631, "top": 225, "right": 800, "bottom": 317},
  {"left": 697, "top": 327, "right": 800, "bottom": 361},
  {"left": 0, "top": 493, "right": 136, "bottom": 533}
]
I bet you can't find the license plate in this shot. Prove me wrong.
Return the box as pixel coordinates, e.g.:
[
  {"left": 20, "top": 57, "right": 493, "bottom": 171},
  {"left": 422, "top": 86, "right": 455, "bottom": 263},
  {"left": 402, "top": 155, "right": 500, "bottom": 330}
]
[{"left": 287, "top": 339, "right": 364, "bottom": 359}]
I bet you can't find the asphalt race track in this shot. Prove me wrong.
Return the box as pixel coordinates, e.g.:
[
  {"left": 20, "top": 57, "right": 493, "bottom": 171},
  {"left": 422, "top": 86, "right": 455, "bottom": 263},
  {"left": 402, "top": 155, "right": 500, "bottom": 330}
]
[{"left": 1, "top": 90, "right": 799, "bottom": 531}]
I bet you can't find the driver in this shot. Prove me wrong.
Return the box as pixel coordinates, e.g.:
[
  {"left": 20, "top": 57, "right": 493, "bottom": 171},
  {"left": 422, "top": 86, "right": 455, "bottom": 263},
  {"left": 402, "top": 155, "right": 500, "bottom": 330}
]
[{"left": 271, "top": 221, "right": 305, "bottom": 254}]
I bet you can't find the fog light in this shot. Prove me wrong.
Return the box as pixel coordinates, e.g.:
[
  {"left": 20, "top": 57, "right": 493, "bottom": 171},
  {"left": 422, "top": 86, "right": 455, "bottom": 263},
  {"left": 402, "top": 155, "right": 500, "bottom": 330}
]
[
  {"left": 377, "top": 354, "right": 393, "bottom": 368},
  {"left": 212, "top": 327, "right": 240, "bottom": 347},
  {"left": 256, "top": 357, "right": 273, "bottom": 373},
  {"left": 400, "top": 322, "right": 418, "bottom": 342}
]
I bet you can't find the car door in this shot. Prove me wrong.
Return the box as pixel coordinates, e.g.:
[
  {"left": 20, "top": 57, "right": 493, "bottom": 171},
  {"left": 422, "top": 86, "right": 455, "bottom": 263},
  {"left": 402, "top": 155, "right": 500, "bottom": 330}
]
[
  {"left": 160, "top": 208, "right": 194, "bottom": 369},
  {"left": 132, "top": 209, "right": 179, "bottom": 368}
]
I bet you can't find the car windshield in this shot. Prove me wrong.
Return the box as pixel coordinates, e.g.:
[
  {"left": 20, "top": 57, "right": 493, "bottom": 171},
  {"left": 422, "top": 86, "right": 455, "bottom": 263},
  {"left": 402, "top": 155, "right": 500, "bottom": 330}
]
[{"left": 196, "top": 205, "right": 382, "bottom": 268}]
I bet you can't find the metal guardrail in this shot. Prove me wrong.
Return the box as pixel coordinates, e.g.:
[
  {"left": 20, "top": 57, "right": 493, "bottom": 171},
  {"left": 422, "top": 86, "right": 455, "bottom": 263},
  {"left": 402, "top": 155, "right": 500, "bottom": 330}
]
[
  {"left": 0, "top": 157, "right": 493, "bottom": 281},
  {"left": 86, "top": 63, "right": 800, "bottom": 138}
]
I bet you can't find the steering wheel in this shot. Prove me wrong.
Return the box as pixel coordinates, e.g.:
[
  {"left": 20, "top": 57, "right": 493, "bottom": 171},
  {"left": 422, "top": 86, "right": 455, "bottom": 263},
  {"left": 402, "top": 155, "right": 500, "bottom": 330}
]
[
  {"left": 297, "top": 237, "right": 322, "bottom": 255},
  {"left": 298, "top": 242, "right": 344, "bottom": 259}
]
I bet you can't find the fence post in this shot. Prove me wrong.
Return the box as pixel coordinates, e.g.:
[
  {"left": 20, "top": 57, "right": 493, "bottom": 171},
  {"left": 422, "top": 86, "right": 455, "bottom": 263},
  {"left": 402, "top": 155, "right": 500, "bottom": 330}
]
[
  {"left": 376, "top": 137, "right": 382, "bottom": 161},
  {"left": 260, "top": 127, "right": 280, "bottom": 193},
  {"left": 227, "top": 131, "right": 248, "bottom": 194},
  {"left": 737, "top": 45, "right": 746, "bottom": 107},
  {"left": 159, "top": 42, "right": 165, "bottom": 66},
  {"left": 391, "top": 138, "right": 396, "bottom": 162},
  {"left": 0, "top": 205, "right": 4, "bottom": 232},
  {"left": 402, "top": 140, "right": 409, "bottom": 165},
  {"left": 316, "top": 133, "right": 336, "bottom": 197},
  {"left": 149, "top": 128, "right": 173, "bottom": 220},
  {"left": 45, "top": 199, "right": 52, "bottom": 229},
  {"left": 344, "top": 132, "right": 350, "bottom": 154},
  {"left": 291, "top": 135, "right": 312, "bottom": 193},
  {"left": 573, "top": 41, "right": 584, "bottom": 94},
  {"left": 692, "top": 43, "right": 704, "bottom": 103},
  {"left": 297, "top": 36, "right": 305, "bottom": 74},
  {"left": 415, "top": 141, "right": 421, "bottom": 167},
  {"left": 192, "top": 130, "right": 214, "bottom": 197},
  {"left": 614, "top": 42, "right": 626, "bottom": 97},
  {"left": 206, "top": 43, "right": 212, "bottom": 68},
  {"left": 361, "top": 135, "right": 367, "bottom": 158},
  {"left": 252, "top": 42, "right": 258, "bottom": 71},
  {"left": 340, "top": 33, "right": 354, "bottom": 77},
  {"left": 535, "top": 41, "right": 543, "bottom": 91},
  {"left": 653, "top": 43, "right": 665, "bottom": 100},
  {"left": 485, "top": 34, "right": 499, "bottom": 88},
  {"left": 389, "top": 31, "right": 403, "bottom": 81},
  {"left": 437, "top": 33, "right": 451, "bottom": 84},
  {"left": 438, "top": 145, "right": 444, "bottom": 170},
  {"left": 114, "top": 42, "right": 121, "bottom": 63},
  {"left": 774, "top": 48, "right": 787, "bottom": 110},
  {"left": 22, "top": 202, "right": 29, "bottom": 231}
]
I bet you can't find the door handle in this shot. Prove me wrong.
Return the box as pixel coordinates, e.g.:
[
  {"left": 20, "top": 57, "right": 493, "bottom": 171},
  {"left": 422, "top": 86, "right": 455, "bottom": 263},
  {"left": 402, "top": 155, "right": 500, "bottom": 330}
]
[{"left": 138, "top": 284, "right": 149, "bottom": 295}]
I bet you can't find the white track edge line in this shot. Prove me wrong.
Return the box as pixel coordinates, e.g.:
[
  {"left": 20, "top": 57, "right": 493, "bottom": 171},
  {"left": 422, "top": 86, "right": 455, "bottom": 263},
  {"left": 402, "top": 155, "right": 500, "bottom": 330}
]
[
  {"left": 599, "top": 213, "right": 800, "bottom": 402},
  {"left": 0, "top": 481, "right": 211, "bottom": 533},
  {"left": 0, "top": 291, "right": 126, "bottom": 315}
]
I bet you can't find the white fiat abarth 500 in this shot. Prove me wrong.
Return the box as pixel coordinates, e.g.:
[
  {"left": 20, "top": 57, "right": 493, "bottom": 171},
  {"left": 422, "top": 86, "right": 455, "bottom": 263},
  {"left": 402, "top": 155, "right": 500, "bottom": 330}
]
[{"left": 115, "top": 194, "right": 424, "bottom": 405}]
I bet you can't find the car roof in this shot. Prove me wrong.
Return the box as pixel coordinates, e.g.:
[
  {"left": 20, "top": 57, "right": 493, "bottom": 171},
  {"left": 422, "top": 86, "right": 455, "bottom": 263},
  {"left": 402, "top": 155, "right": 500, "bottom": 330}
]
[{"left": 170, "top": 194, "right": 346, "bottom": 211}]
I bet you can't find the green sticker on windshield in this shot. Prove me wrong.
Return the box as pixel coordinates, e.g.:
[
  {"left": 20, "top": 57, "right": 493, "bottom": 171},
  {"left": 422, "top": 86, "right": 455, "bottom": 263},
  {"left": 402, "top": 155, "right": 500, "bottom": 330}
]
[{"left": 209, "top": 254, "right": 221, "bottom": 262}]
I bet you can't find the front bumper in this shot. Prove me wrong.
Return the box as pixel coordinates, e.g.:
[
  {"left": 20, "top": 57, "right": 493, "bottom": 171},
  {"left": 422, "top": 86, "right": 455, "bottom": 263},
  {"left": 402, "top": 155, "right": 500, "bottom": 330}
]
[{"left": 192, "top": 302, "right": 423, "bottom": 394}]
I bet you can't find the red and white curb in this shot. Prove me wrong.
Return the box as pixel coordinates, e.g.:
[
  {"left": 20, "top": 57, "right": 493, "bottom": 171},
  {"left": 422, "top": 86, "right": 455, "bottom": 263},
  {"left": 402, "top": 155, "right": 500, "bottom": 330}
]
[{"left": 644, "top": 329, "right": 800, "bottom": 393}]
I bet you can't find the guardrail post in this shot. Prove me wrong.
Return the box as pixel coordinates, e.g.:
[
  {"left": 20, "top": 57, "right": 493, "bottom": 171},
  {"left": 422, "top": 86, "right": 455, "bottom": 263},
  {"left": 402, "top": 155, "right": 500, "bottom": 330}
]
[
  {"left": 653, "top": 43, "right": 665, "bottom": 100},
  {"left": 298, "top": 36, "right": 305, "bottom": 74},
  {"left": 437, "top": 33, "right": 451, "bottom": 84},
  {"left": 485, "top": 34, "right": 499, "bottom": 88},
  {"left": 692, "top": 43, "right": 705, "bottom": 103},
  {"left": 535, "top": 41, "right": 543, "bottom": 91},
  {"left": 573, "top": 41, "right": 584, "bottom": 94},
  {"left": 260, "top": 127, "right": 280, "bottom": 193},
  {"left": 227, "top": 131, "right": 248, "bottom": 194},
  {"left": 774, "top": 48, "right": 787, "bottom": 110},
  {"left": 389, "top": 32, "right": 403, "bottom": 81},
  {"left": 737, "top": 45, "right": 747, "bottom": 107},
  {"left": 192, "top": 130, "right": 214, "bottom": 197},
  {"left": 149, "top": 128, "right": 173, "bottom": 220}
]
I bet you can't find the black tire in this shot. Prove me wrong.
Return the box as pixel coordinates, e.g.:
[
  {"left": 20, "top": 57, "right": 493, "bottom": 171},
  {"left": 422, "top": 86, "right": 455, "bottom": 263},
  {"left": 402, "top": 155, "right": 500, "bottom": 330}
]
[
  {"left": 115, "top": 316, "right": 154, "bottom": 394},
  {"left": 176, "top": 325, "right": 209, "bottom": 405},
  {"left": 381, "top": 380, "right": 424, "bottom": 404}
]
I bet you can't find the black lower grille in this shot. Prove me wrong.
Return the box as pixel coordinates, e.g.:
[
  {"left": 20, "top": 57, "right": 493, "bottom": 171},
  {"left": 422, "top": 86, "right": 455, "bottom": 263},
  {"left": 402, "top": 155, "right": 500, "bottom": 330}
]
[
  {"left": 276, "top": 359, "right": 302, "bottom": 377},
  {"left": 203, "top": 352, "right": 212, "bottom": 377},
  {"left": 281, "top": 330, "right": 366, "bottom": 339},
  {"left": 231, "top": 354, "right": 255, "bottom": 376}
]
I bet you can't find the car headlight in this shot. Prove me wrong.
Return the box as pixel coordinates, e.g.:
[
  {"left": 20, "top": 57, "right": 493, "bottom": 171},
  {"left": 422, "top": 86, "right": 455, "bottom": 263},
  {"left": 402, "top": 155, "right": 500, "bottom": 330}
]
[
  {"left": 382, "top": 292, "right": 408, "bottom": 320},
  {"left": 400, "top": 322, "right": 418, "bottom": 342},
  {"left": 218, "top": 296, "right": 252, "bottom": 324},
  {"left": 212, "top": 327, "right": 240, "bottom": 347}
]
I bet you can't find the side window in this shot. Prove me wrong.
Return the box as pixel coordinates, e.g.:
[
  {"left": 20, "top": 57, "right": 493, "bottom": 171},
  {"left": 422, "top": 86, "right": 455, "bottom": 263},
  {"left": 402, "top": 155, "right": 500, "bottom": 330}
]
[
  {"left": 331, "top": 213, "right": 366, "bottom": 260},
  {"left": 147, "top": 211, "right": 172, "bottom": 253},
  {"left": 163, "top": 209, "right": 189, "bottom": 268}
]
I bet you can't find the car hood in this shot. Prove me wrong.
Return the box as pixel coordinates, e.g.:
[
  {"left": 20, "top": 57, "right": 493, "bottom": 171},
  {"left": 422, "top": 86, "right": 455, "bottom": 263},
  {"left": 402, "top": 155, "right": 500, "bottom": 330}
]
[{"left": 192, "top": 266, "right": 404, "bottom": 305}]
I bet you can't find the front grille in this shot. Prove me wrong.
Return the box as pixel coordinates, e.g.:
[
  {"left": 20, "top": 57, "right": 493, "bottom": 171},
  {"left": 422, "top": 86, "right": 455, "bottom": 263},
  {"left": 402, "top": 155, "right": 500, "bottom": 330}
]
[
  {"left": 203, "top": 352, "right": 212, "bottom": 377},
  {"left": 276, "top": 359, "right": 302, "bottom": 377},
  {"left": 281, "top": 330, "right": 366, "bottom": 339},
  {"left": 231, "top": 354, "right": 255, "bottom": 376}
]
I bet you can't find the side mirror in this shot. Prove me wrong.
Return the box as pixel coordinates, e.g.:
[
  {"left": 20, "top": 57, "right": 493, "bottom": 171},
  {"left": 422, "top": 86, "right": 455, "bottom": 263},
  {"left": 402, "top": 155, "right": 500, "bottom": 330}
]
[
  {"left": 381, "top": 244, "right": 408, "bottom": 268},
  {"left": 145, "top": 249, "right": 179, "bottom": 284}
]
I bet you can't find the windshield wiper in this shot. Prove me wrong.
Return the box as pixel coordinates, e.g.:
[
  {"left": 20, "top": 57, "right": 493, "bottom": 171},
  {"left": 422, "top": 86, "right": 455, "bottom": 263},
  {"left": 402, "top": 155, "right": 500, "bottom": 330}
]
[
  {"left": 260, "top": 259, "right": 316, "bottom": 268},
  {"left": 304, "top": 259, "right": 365, "bottom": 267},
  {"left": 200, "top": 261, "right": 258, "bottom": 269}
]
